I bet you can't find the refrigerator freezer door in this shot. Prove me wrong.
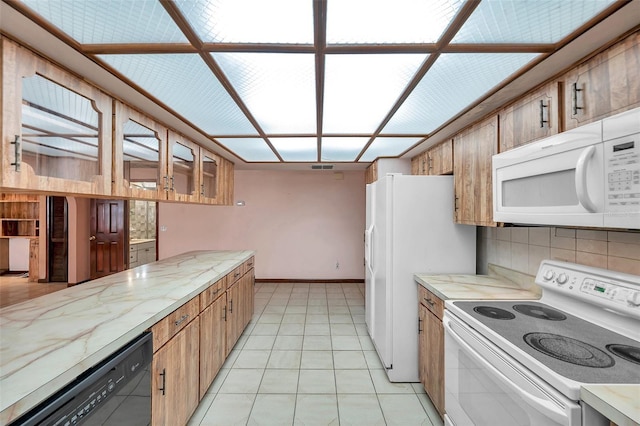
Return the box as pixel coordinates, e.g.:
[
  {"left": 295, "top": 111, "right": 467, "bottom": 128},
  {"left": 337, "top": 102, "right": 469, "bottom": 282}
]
[{"left": 365, "top": 183, "right": 376, "bottom": 335}]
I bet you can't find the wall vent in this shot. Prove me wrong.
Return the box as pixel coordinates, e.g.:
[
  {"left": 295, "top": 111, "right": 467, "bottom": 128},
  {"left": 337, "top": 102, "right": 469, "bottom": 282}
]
[{"left": 311, "top": 164, "right": 334, "bottom": 170}]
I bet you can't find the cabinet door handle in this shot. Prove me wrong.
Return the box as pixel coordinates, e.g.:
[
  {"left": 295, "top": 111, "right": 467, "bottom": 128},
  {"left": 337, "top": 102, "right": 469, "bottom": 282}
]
[
  {"left": 230, "top": 299, "right": 233, "bottom": 313},
  {"left": 539, "top": 100, "right": 548, "bottom": 128},
  {"left": 223, "top": 305, "right": 227, "bottom": 321},
  {"left": 424, "top": 298, "right": 435, "bottom": 308},
  {"left": 234, "top": 271, "right": 240, "bottom": 278},
  {"left": 200, "top": 183, "right": 205, "bottom": 196},
  {"left": 10, "top": 135, "right": 20, "bottom": 172},
  {"left": 159, "top": 368, "right": 166, "bottom": 395},
  {"left": 170, "top": 176, "right": 175, "bottom": 191},
  {"left": 572, "top": 82, "right": 583, "bottom": 115},
  {"left": 174, "top": 314, "right": 189, "bottom": 327},
  {"left": 163, "top": 175, "right": 170, "bottom": 191},
  {"left": 418, "top": 317, "right": 423, "bottom": 334}
]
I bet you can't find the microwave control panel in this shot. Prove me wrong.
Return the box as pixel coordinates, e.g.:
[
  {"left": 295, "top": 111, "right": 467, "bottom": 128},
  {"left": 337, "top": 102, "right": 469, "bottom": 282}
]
[{"left": 604, "top": 133, "right": 640, "bottom": 211}]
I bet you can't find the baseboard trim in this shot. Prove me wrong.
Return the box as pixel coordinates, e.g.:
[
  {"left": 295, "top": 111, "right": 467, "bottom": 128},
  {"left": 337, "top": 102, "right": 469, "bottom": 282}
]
[{"left": 255, "top": 278, "right": 364, "bottom": 284}]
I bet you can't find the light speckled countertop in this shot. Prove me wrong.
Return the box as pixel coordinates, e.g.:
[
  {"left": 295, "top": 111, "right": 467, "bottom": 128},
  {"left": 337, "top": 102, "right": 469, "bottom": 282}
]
[
  {"left": 581, "top": 385, "right": 640, "bottom": 426},
  {"left": 0, "top": 250, "right": 254, "bottom": 424},
  {"left": 414, "top": 264, "right": 542, "bottom": 300}
]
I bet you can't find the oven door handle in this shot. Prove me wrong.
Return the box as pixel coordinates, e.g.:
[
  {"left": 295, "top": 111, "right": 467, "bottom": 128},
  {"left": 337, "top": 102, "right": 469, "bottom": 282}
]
[{"left": 443, "top": 316, "right": 568, "bottom": 424}]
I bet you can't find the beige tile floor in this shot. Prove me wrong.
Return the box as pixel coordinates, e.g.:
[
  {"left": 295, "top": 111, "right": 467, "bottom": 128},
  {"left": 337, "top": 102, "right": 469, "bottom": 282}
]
[{"left": 189, "top": 282, "right": 443, "bottom": 426}]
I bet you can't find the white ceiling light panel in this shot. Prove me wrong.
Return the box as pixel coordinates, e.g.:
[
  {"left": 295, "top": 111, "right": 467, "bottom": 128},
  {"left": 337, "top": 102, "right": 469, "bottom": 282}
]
[
  {"left": 359, "top": 137, "right": 422, "bottom": 162},
  {"left": 216, "top": 138, "right": 279, "bottom": 162},
  {"left": 270, "top": 137, "right": 317, "bottom": 162},
  {"left": 21, "top": 0, "right": 187, "bottom": 44},
  {"left": 175, "top": 0, "right": 313, "bottom": 43},
  {"left": 326, "top": 0, "right": 464, "bottom": 44},
  {"left": 323, "top": 54, "right": 426, "bottom": 133},
  {"left": 212, "top": 53, "right": 317, "bottom": 134},
  {"left": 98, "top": 54, "right": 258, "bottom": 135},
  {"left": 452, "top": 0, "right": 617, "bottom": 44},
  {"left": 382, "top": 52, "right": 539, "bottom": 134},
  {"left": 321, "top": 137, "right": 370, "bottom": 162}
]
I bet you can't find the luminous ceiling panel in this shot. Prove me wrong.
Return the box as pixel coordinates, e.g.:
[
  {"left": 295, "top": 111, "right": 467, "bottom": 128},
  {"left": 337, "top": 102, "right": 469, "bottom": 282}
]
[
  {"left": 383, "top": 53, "right": 539, "bottom": 134},
  {"left": 359, "top": 137, "right": 422, "bottom": 162},
  {"left": 212, "top": 53, "right": 316, "bottom": 134},
  {"left": 216, "top": 138, "right": 279, "bottom": 162},
  {"left": 321, "top": 137, "right": 370, "bottom": 162},
  {"left": 175, "top": 0, "right": 313, "bottom": 43},
  {"left": 326, "top": 0, "right": 464, "bottom": 44},
  {"left": 99, "top": 54, "right": 257, "bottom": 135},
  {"left": 270, "top": 137, "right": 317, "bottom": 162},
  {"left": 21, "top": 0, "right": 187, "bottom": 44},
  {"left": 452, "top": 0, "right": 617, "bottom": 43},
  {"left": 323, "top": 54, "right": 426, "bottom": 133}
]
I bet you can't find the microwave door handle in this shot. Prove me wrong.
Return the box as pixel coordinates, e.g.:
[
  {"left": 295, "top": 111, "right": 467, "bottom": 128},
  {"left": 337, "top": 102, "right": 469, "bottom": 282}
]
[{"left": 575, "top": 145, "right": 597, "bottom": 213}]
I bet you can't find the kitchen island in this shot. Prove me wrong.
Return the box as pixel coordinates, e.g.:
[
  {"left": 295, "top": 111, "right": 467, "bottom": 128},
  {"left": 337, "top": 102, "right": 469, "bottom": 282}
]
[{"left": 0, "top": 250, "right": 254, "bottom": 424}]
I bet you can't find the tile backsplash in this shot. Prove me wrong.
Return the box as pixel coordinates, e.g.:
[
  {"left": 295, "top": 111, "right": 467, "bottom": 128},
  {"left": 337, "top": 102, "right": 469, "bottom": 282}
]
[
  {"left": 477, "top": 227, "right": 640, "bottom": 276},
  {"left": 129, "top": 200, "right": 156, "bottom": 240}
]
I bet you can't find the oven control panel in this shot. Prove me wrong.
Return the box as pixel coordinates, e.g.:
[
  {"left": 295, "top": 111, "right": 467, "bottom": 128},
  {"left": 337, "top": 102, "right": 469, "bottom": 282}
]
[{"left": 536, "top": 260, "right": 640, "bottom": 318}]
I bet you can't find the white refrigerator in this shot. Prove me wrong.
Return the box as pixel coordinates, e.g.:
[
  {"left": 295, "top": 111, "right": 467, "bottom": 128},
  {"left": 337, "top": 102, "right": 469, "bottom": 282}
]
[{"left": 364, "top": 174, "right": 476, "bottom": 382}]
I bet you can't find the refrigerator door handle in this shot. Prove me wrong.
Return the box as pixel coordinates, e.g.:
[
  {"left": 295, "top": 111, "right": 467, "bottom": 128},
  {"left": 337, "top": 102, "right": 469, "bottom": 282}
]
[{"left": 365, "top": 225, "right": 375, "bottom": 273}]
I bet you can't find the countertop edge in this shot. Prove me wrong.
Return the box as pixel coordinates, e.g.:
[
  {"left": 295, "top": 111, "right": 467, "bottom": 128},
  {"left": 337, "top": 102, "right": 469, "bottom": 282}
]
[
  {"left": 581, "top": 385, "right": 640, "bottom": 426},
  {"left": 0, "top": 249, "right": 254, "bottom": 424}
]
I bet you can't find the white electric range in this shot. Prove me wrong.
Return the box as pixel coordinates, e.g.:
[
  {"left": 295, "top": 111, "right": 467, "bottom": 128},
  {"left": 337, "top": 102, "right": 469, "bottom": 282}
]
[{"left": 444, "top": 260, "right": 640, "bottom": 426}]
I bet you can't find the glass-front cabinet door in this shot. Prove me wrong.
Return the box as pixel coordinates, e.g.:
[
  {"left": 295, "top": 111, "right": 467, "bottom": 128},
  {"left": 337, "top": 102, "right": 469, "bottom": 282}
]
[
  {"left": 113, "top": 101, "right": 167, "bottom": 200},
  {"left": 167, "top": 131, "right": 199, "bottom": 203},
  {"left": 199, "top": 150, "right": 219, "bottom": 204},
  {"left": 1, "top": 38, "right": 112, "bottom": 195}
]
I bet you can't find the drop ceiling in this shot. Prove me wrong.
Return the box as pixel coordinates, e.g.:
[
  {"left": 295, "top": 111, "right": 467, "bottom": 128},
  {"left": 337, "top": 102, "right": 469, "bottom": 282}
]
[{"left": 1, "top": 0, "right": 635, "bottom": 168}]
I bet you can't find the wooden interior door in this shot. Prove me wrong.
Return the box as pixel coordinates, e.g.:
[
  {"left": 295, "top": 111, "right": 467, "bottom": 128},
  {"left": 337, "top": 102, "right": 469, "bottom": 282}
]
[
  {"left": 90, "top": 199, "right": 126, "bottom": 279},
  {"left": 47, "top": 196, "right": 68, "bottom": 282}
]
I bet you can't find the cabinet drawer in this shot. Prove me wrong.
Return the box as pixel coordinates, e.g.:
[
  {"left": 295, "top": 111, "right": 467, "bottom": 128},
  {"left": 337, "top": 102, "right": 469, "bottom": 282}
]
[
  {"left": 200, "top": 278, "right": 225, "bottom": 310},
  {"left": 129, "top": 251, "right": 138, "bottom": 263},
  {"left": 151, "top": 297, "right": 199, "bottom": 352},
  {"left": 243, "top": 256, "right": 255, "bottom": 274},
  {"left": 418, "top": 286, "right": 444, "bottom": 320},
  {"left": 226, "top": 266, "right": 243, "bottom": 289}
]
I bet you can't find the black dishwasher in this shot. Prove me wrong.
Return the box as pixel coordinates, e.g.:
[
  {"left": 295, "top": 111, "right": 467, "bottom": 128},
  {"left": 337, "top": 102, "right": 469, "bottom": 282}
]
[{"left": 12, "top": 332, "right": 152, "bottom": 426}]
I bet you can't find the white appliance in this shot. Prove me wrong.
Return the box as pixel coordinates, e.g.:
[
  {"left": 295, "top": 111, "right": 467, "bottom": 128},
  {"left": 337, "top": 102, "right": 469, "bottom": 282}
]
[
  {"left": 364, "top": 174, "right": 476, "bottom": 382},
  {"left": 493, "top": 106, "right": 640, "bottom": 229},
  {"left": 444, "top": 260, "right": 640, "bottom": 426}
]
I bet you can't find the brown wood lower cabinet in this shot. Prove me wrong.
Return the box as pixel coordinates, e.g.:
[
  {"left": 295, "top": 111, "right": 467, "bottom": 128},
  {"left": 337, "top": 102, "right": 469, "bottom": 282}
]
[
  {"left": 151, "top": 318, "right": 200, "bottom": 426},
  {"left": 199, "top": 291, "right": 226, "bottom": 399},
  {"left": 149, "top": 256, "right": 255, "bottom": 424},
  {"left": 418, "top": 286, "right": 445, "bottom": 418}
]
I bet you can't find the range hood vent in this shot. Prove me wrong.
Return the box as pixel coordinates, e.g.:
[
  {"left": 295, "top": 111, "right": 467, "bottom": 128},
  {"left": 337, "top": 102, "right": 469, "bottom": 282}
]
[{"left": 311, "top": 164, "right": 334, "bottom": 170}]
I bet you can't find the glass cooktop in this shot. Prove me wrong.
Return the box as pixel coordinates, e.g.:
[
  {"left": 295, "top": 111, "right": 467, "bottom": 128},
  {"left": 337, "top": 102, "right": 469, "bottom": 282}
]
[{"left": 451, "top": 301, "right": 640, "bottom": 384}]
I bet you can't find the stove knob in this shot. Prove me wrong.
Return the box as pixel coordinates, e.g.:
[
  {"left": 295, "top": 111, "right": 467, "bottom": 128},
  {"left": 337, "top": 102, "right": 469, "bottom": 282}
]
[
  {"left": 627, "top": 291, "right": 640, "bottom": 307},
  {"left": 543, "top": 270, "right": 555, "bottom": 281},
  {"left": 557, "top": 273, "right": 568, "bottom": 285}
]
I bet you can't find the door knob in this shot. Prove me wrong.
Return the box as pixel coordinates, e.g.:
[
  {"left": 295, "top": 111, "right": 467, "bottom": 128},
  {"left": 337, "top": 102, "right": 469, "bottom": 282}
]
[{"left": 89, "top": 236, "right": 96, "bottom": 241}]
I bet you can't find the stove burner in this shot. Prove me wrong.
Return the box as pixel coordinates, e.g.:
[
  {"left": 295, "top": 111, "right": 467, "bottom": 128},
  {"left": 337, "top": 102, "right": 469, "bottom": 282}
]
[
  {"left": 473, "top": 306, "right": 515, "bottom": 320},
  {"left": 524, "top": 333, "right": 615, "bottom": 368},
  {"left": 606, "top": 344, "right": 640, "bottom": 366},
  {"left": 513, "top": 304, "right": 567, "bottom": 321}
]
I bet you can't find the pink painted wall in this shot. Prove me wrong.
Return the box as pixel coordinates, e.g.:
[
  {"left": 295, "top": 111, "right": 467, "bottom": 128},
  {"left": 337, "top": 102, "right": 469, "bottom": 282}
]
[{"left": 158, "top": 170, "right": 366, "bottom": 280}]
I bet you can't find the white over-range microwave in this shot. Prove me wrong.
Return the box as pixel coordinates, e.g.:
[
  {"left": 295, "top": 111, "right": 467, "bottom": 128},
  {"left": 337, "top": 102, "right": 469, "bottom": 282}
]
[{"left": 493, "top": 107, "right": 640, "bottom": 229}]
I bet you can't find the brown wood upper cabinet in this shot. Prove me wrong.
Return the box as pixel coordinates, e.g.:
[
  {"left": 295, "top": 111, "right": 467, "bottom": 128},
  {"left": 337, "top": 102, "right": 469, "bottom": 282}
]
[
  {"left": 411, "top": 141, "right": 453, "bottom": 176},
  {"left": 499, "top": 81, "right": 559, "bottom": 152},
  {"left": 1, "top": 38, "right": 112, "bottom": 196},
  {"left": 113, "top": 102, "right": 234, "bottom": 204},
  {"left": 453, "top": 116, "right": 498, "bottom": 227},
  {"left": 113, "top": 101, "right": 168, "bottom": 200},
  {"left": 562, "top": 31, "right": 640, "bottom": 131}
]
